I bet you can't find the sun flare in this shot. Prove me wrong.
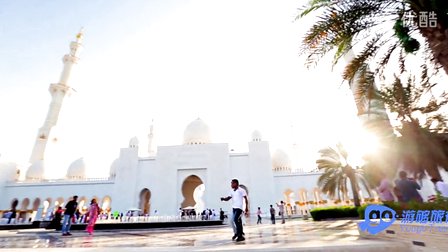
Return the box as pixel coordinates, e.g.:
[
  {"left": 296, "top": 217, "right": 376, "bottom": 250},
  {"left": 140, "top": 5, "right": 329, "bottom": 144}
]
[{"left": 342, "top": 129, "right": 380, "bottom": 167}]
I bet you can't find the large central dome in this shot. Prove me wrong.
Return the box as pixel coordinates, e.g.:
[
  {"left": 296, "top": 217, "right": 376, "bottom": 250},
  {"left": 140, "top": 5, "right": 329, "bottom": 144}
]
[{"left": 183, "top": 118, "right": 211, "bottom": 145}]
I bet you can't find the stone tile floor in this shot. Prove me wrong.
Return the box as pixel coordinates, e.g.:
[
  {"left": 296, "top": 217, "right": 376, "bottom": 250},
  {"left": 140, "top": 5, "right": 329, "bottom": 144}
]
[{"left": 0, "top": 219, "right": 413, "bottom": 251}]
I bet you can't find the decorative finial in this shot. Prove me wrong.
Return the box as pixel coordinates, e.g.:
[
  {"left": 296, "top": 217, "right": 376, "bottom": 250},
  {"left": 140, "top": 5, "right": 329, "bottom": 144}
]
[{"left": 76, "top": 27, "right": 84, "bottom": 43}]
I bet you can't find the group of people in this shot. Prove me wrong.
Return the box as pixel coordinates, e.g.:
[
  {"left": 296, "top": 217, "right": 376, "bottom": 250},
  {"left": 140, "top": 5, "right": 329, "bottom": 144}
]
[
  {"left": 50, "top": 195, "right": 100, "bottom": 236},
  {"left": 377, "top": 170, "right": 448, "bottom": 203},
  {"left": 178, "top": 208, "right": 222, "bottom": 221},
  {"left": 254, "top": 202, "right": 287, "bottom": 225}
]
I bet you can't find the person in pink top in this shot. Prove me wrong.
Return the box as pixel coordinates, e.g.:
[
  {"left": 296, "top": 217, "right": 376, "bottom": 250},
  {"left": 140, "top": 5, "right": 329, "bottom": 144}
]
[
  {"left": 377, "top": 177, "right": 395, "bottom": 202},
  {"left": 86, "top": 199, "right": 100, "bottom": 235}
]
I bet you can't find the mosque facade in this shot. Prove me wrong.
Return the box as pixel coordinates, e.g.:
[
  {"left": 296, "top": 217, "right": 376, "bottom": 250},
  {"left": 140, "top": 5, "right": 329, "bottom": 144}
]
[
  {"left": 7, "top": 32, "right": 441, "bottom": 223},
  {"left": 0, "top": 32, "right": 330, "bottom": 222},
  {"left": 0, "top": 116, "right": 327, "bottom": 221}
]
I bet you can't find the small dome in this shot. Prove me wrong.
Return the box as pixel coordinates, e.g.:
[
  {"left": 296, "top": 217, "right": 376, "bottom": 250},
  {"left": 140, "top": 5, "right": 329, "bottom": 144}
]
[
  {"left": 0, "top": 162, "right": 20, "bottom": 182},
  {"left": 272, "top": 149, "right": 291, "bottom": 172},
  {"left": 129, "top": 136, "right": 139, "bottom": 148},
  {"left": 26, "top": 160, "right": 45, "bottom": 180},
  {"left": 110, "top": 158, "right": 120, "bottom": 178},
  {"left": 183, "top": 118, "right": 211, "bottom": 145},
  {"left": 251, "top": 130, "right": 262, "bottom": 142},
  {"left": 66, "top": 158, "right": 86, "bottom": 179}
]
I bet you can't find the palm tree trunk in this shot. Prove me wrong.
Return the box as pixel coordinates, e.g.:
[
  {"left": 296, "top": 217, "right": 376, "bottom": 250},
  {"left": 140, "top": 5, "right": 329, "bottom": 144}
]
[
  {"left": 418, "top": 25, "right": 448, "bottom": 75},
  {"left": 345, "top": 166, "right": 361, "bottom": 207}
]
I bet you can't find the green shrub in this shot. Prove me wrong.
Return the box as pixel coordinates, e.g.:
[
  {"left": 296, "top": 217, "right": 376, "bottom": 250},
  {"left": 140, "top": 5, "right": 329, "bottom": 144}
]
[{"left": 310, "top": 206, "right": 359, "bottom": 221}]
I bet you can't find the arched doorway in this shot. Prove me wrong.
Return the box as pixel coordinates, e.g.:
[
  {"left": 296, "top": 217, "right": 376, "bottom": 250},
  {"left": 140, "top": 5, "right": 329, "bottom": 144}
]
[
  {"left": 139, "top": 189, "right": 151, "bottom": 215},
  {"left": 21, "top": 198, "right": 30, "bottom": 211},
  {"left": 298, "top": 188, "right": 308, "bottom": 203},
  {"left": 102, "top": 196, "right": 112, "bottom": 213},
  {"left": 32, "top": 198, "right": 41, "bottom": 211},
  {"left": 11, "top": 198, "right": 19, "bottom": 210},
  {"left": 54, "top": 197, "right": 64, "bottom": 207},
  {"left": 78, "top": 196, "right": 87, "bottom": 212},
  {"left": 283, "top": 189, "right": 295, "bottom": 215},
  {"left": 181, "top": 175, "right": 204, "bottom": 212}
]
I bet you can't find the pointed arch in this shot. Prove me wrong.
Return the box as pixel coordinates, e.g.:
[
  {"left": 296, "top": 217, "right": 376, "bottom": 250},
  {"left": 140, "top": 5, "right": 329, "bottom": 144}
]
[
  {"left": 21, "top": 198, "right": 30, "bottom": 211},
  {"left": 139, "top": 189, "right": 151, "bottom": 215},
  {"left": 10, "top": 198, "right": 19, "bottom": 209},
  {"left": 181, "top": 175, "right": 204, "bottom": 210},
  {"left": 102, "top": 196, "right": 112, "bottom": 212},
  {"left": 32, "top": 198, "right": 41, "bottom": 211}
]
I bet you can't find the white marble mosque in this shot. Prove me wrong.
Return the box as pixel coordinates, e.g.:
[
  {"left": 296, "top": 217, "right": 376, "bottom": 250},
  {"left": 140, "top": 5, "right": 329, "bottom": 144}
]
[
  {"left": 3, "top": 31, "right": 438, "bottom": 223},
  {"left": 0, "top": 31, "right": 330, "bottom": 222}
]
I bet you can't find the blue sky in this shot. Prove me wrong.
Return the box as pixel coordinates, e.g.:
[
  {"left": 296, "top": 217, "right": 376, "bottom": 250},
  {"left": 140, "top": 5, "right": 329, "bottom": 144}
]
[{"left": 0, "top": 0, "right": 367, "bottom": 178}]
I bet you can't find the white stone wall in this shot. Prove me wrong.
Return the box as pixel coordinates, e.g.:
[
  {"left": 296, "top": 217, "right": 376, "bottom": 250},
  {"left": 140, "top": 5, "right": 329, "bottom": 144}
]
[{"left": 0, "top": 141, "right": 341, "bottom": 217}]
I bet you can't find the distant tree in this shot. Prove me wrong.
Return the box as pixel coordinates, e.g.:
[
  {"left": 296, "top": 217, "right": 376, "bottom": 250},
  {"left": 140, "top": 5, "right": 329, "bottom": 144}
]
[{"left": 316, "top": 143, "right": 371, "bottom": 207}]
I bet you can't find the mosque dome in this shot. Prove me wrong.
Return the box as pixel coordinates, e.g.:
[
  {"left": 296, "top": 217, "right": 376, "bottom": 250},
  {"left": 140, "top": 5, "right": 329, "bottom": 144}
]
[
  {"left": 183, "top": 118, "right": 211, "bottom": 145},
  {"left": 66, "top": 158, "right": 86, "bottom": 179},
  {"left": 129, "top": 137, "right": 139, "bottom": 148},
  {"left": 26, "top": 160, "right": 45, "bottom": 180},
  {"left": 110, "top": 158, "right": 120, "bottom": 178},
  {"left": 0, "top": 162, "right": 20, "bottom": 182},
  {"left": 272, "top": 149, "right": 292, "bottom": 172},
  {"left": 251, "top": 130, "right": 262, "bottom": 142}
]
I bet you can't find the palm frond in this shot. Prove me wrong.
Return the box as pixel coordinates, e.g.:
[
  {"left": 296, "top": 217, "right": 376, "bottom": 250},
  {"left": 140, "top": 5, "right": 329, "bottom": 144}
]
[
  {"left": 342, "top": 34, "right": 384, "bottom": 82},
  {"left": 300, "top": 0, "right": 395, "bottom": 68},
  {"left": 296, "top": 0, "right": 335, "bottom": 19}
]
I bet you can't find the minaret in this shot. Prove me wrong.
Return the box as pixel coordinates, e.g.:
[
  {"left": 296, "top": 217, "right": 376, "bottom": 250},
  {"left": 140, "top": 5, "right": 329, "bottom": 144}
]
[
  {"left": 148, "top": 119, "right": 155, "bottom": 155},
  {"left": 29, "top": 30, "right": 84, "bottom": 164}
]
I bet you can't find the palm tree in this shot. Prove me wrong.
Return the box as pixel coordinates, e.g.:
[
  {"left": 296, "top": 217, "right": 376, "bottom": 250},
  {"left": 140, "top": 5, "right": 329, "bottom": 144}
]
[
  {"left": 316, "top": 143, "right": 371, "bottom": 207},
  {"left": 299, "top": 0, "right": 448, "bottom": 185},
  {"left": 298, "top": 0, "right": 448, "bottom": 78},
  {"left": 378, "top": 65, "right": 448, "bottom": 180}
]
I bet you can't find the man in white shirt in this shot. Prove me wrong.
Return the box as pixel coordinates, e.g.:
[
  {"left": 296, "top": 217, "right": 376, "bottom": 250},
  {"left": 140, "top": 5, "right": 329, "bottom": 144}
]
[{"left": 221, "top": 179, "right": 249, "bottom": 242}]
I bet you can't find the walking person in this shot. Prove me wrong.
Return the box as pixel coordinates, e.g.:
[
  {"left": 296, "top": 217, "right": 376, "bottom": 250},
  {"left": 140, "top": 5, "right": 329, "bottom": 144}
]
[
  {"left": 396, "top": 171, "right": 423, "bottom": 203},
  {"left": 269, "top": 205, "right": 276, "bottom": 224},
  {"left": 86, "top": 199, "right": 100, "bottom": 235},
  {"left": 377, "top": 177, "right": 395, "bottom": 202},
  {"left": 62, "top": 195, "right": 78, "bottom": 236},
  {"left": 220, "top": 178, "right": 249, "bottom": 242},
  {"left": 256, "top": 207, "right": 262, "bottom": 224},
  {"left": 277, "top": 201, "right": 285, "bottom": 224}
]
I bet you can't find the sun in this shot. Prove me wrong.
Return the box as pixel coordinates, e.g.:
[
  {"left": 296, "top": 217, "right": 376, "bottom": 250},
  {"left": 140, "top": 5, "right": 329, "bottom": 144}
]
[{"left": 342, "top": 128, "right": 380, "bottom": 167}]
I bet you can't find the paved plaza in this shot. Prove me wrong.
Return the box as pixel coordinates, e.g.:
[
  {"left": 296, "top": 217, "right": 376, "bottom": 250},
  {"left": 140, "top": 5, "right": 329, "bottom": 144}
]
[{"left": 0, "top": 219, "right": 416, "bottom": 251}]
